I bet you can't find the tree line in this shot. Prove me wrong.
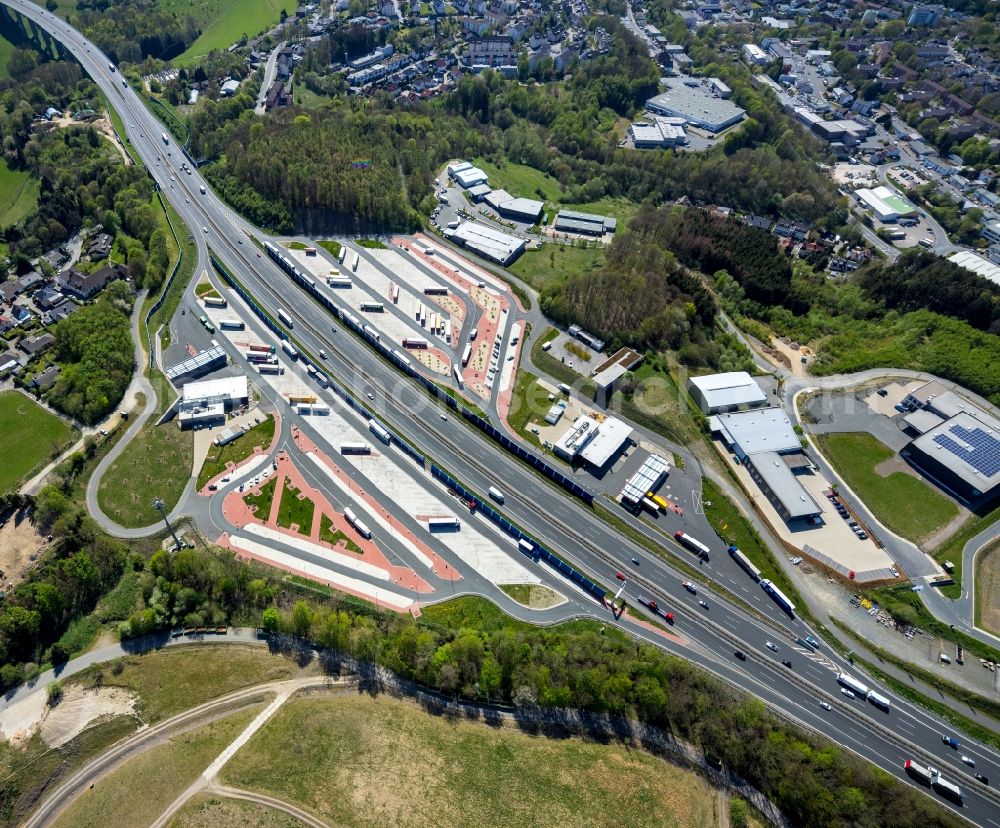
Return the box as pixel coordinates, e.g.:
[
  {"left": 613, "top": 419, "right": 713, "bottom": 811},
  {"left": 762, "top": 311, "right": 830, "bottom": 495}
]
[
  {"left": 857, "top": 250, "right": 1000, "bottom": 335},
  {"left": 72, "top": 0, "right": 200, "bottom": 64},
  {"left": 103, "top": 543, "right": 964, "bottom": 828}
]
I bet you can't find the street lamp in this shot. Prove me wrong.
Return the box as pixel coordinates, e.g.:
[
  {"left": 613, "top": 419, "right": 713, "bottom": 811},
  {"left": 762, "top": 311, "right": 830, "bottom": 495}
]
[{"left": 153, "top": 498, "right": 184, "bottom": 551}]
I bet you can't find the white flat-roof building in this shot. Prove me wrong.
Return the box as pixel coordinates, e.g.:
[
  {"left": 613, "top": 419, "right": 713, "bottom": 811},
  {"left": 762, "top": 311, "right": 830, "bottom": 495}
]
[
  {"left": 742, "top": 43, "right": 769, "bottom": 66},
  {"left": 553, "top": 414, "right": 633, "bottom": 468},
  {"left": 948, "top": 250, "right": 1000, "bottom": 287},
  {"left": 445, "top": 222, "right": 526, "bottom": 266},
  {"left": 646, "top": 79, "right": 746, "bottom": 133},
  {"left": 688, "top": 371, "right": 767, "bottom": 414},
  {"left": 483, "top": 189, "right": 544, "bottom": 222},
  {"left": 854, "top": 186, "right": 916, "bottom": 222},
  {"left": 712, "top": 407, "right": 800, "bottom": 459},
  {"left": 453, "top": 166, "right": 489, "bottom": 189},
  {"left": 630, "top": 120, "right": 687, "bottom": 148},
  {"left": 177, "top": 375, "right": 249, "bottom": 429},
  {"left": 743, "top": 451, "right": 822, "bottom": 521}
]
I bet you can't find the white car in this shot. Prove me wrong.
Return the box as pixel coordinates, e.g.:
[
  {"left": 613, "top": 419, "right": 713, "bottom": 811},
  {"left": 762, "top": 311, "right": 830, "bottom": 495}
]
[
  {"left": 820, "top": 701, "right": 832, "bottom": 711},
  {"left": 790, "top": 556, "right": 803, "bottom": 565},
  {"left": 841, "top": 688, "right": 856, "bottom": 699},
  {"left": 962, "top": 756, "right": 976, "bottom": 767},
  {"left": 766, "top": 642, "right": 778, "bottom": 652}
]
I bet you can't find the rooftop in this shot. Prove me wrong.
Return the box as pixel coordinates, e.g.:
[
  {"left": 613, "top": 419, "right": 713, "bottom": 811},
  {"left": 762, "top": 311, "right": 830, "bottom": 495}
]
[
  {"left": 748, "top": 451, "right": 822, "bottom": 519},
  {"left": 714, "top": 407, "right": 801, "bottom": 457},
  {"left": 579, "top": 416, "right": 633, "bottom": 468},
  {"left": 591, "top": 347, "right": 644, "bottom": 389},
  {"left": 688, "top": 371, "right": 767, "bottom": 410},
  {"left": 646, "top": 79, "right": 746, "bottom": 130},
  {"left": 948, "top": 250, "right": 1000, "bottom": 287},
  {"left": 181, "top": 375, "right": 249, "bottom": 403},
  {"left": 620, "top": 453, "right": 671, "bottom": 504},
  {"left": 910, "top": 410, "right": 1000, "bottom": 493}
]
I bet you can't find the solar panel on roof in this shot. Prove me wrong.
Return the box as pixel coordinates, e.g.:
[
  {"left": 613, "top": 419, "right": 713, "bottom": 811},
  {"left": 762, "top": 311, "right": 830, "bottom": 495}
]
[{"left": 933, "top": 425, "right": 1000, "bottom": 477}]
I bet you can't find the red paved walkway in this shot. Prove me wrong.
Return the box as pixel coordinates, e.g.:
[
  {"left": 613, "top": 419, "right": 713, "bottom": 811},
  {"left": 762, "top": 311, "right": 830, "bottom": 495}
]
[{"left": 198, "top": 412, "right": 283, "bottom": 497}]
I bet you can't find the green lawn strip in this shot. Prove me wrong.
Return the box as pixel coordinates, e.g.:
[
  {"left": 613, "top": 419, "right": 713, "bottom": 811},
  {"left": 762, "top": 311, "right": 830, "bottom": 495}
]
[
  {"left": 319, "top": 513, "right": 363, "bottom": 553},
  {"left": 195, "top": 282, "right": 221, "bottom": 299},
  {"left": 0, "top": 162, "right": 39, "bottom": 226},
  {"left": 431, "top": 381, "right": 488, "bottom": 418},
  {"left": 975, "top": 538, "right": 1000, "bottom": 635},
  {"left": 283, "top": 240, "right": 308, "bottom": 250},
  {"left": 275, "top": 481, "right": 315, "bottom": 534},
  {"left": 49, "top": 707, "right": 264, "bottom": 828},
  {"left": 814, "top": 432, "right": 958, "bottom": 543},
  {"left": 831, "top": 618, "right": 1000, "bottom": 750},
  {"left": 931, "top": 505, "right": 1000, "bottom": 600},
  {"left": 317, "top": 239, "right": 342, "bottom": 258},
  {"left": 196, "top": 416, "right": 275, "bottom": 489},
  {"left": 506, "top": 369, "right": 547, "bottom": 449},
  {"left": 0, "top": 391, "right": 77, "bottom": 493},
  {"left": 95, "top": 370, "right": 192, "bottom": 528},
  {"left": 245, "top": 476, "right": 278, "bottom": 519},
  {"left": 355, "top": 238, "right": 387, "bottom": 248},
  {"left": 508, "top": 243, "right": 605, "bottom": 292},
  {"left": 701, "top": 479, "right": 811, "bottom": 624},
  {"left": 864, "top": 583, "right": 1000, "bottom": 665},
  {"left": 144, "top": 198, "right": 195, "bottom": 351}
]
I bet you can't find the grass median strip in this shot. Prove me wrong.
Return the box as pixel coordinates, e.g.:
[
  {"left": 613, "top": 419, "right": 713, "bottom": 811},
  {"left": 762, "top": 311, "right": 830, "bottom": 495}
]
[{"left": 197, "top": 416, "right": 275, "bottom": 489}]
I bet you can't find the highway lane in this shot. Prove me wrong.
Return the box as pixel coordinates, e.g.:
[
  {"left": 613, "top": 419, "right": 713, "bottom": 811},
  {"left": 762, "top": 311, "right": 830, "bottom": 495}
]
[{"left": 9, "top": 2, "right": 1000, "bottom": 821}]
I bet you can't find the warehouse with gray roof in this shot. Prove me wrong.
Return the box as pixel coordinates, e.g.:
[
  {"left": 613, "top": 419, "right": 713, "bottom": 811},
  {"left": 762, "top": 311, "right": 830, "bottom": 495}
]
[
  {"left": 688, "top": 371, "right": 768, "bottom": 414},
  {"left": 553, "top": 210, "right": 617, "bottom": 236},
  {"left": 645, "top": 79, "right": 747, "bottom": 133}
]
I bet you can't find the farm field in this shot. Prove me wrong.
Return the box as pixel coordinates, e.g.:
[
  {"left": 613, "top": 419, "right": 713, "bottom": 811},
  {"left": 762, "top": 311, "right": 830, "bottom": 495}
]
[
  {"left": 222, "top": 692, "right": 720, "bottom": 828},
  {"left": 0, "top": 391, "right": 76, "bottom": 493},
  {"left": 815, "top": 432, "right": 959, "bottom": 543}
]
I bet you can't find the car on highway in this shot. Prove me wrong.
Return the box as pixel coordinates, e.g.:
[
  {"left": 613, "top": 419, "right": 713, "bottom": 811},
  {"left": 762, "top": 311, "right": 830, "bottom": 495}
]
[
  {"left": 202, "top": 226, "right": 208, "bottom": 233},
  {"left": 766, "top": 641, "right": 778, "bottom": 652},
  {"left": 974, "top": 773, "right": 989, "bottom": 785},
  {"left": 319, "top": 349, "right": 327, "bottom": 359},
  {"left": 962, "top": 756, "right": 976, "bottom": 767},
  {"left": 366, "top": 392, "right": 375, "bottom": 401},
  {"left": 698, "top": 600, "right": 708, "bottom": 610},
  {"left": 440, "top": 413, "right": 447, "bottom": 421},
  {"left": 615, "top": 571, "right": 625, "bottom": 580},
  {"left": 781, "top": 659, "right": 792, "bottom": 669},
  {"left": 630, "top": 557, "right": 639, "bottom": 565},
  {"left": 942, "top": 735, "right": 959, "bottom": 749},
  {"left": 682, "top": 580, "right": 697, "bottom": 594},
  {"left": 820, "top": 701, "right": 832, "bottom": 711},
  {"left": 841, "top": 688, "right": 856, "bottom": 699},
  {"left": 805, "top": 635, "right": 820, "bottom": 649},
  {"left": 734, "top": 650, "right": 747, "bottom": 661}
]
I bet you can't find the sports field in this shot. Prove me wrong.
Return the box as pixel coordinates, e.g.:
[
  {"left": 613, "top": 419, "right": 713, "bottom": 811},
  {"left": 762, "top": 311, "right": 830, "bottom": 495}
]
[
  {"left": 170, "top": 0, "right": 296, "bottom": 66},
  {"left": 0, "top": 391, "right": 76, "bottom": 493}
]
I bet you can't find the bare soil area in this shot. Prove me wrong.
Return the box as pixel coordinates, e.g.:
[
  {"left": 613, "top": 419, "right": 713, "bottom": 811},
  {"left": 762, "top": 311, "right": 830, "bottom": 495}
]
[
  {"left": 0, "top": 684, "right": 137, "bottom": 750},
  {"left": 0, "top": 510, "right": 47, "bottom": 593}
]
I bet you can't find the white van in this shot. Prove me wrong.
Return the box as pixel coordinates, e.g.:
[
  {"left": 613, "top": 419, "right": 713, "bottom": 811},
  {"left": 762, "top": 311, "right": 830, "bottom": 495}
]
[{"left": 488, "top": 486, "right": 504, "bottom": 504}]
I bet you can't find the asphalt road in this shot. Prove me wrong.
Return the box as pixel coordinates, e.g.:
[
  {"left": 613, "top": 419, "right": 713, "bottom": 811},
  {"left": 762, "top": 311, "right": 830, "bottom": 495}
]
[{"left": 8, "top": 2, "right": 1000, "bottom": 822}]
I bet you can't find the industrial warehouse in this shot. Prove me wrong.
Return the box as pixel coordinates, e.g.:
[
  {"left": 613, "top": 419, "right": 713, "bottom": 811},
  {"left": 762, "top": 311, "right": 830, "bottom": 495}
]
[
  {"left": 899, "top": 381, "right": 1000, "bottom": 509},
  {"left": 553, "top": 210, "right": 617, "bottom": 237},
  {"left": 645, "top": 79, "right": 747, "bottom": 133},
  {"left": 553, "top": 413, "right": 633, "bottom": 469},
  {"left": 854, "top": 186, "right": 917, "bottom": 223},
  {"left": 711, "top": 406, "right": 821, "bottom": 523},
  {"left": 687, "top": 371, "right": 769, "bottom": 414},
  {"left": 444, "top": 221, "right": 526, "bottom": 265}
]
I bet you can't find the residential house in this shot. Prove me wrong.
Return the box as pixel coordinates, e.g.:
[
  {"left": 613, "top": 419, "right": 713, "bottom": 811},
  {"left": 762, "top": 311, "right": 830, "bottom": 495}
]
[
  {"left": 87, "top": 233, "right": 112, "bottom": 260},
  {"left": 33, "top": 286, "right": 64, "bottom": 310},
  {"left": 59, "top": 263, "right": 126, "bottom": 300},
  {"left": 18, "top": 332, "right": 55, "bottom": 357},
  {"left": 30, "top": 365, "right": 60, "bottom": 390}
]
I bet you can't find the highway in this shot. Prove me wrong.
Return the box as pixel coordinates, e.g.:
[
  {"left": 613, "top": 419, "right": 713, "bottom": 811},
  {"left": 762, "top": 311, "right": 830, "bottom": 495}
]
[{"left": 6, "top": 2, "right": 1000, "bottom": 822}]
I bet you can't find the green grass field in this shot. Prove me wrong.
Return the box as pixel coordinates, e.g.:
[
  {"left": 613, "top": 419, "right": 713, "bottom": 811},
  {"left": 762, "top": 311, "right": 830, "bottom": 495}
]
[
  {"left": 319, "top": 513, "right": 362, "bottom": 553},
  {"left": 223, "top": 693, "right": 718, "bottom": 828},
  {"left": 96, "top": 373, "right": 193, "bottom": 528},
  {"left": 506, "top": 369, "right": 546, "bottom": 449},
  {"left": 275, "top": 481, "right": 315, "bottom": 534},
  {"left": 816, "top": 432, "right": 959, "bottom": 543},
  {"left": 170, "top": 796, "right": 302, "bottom": 828},
  {"left": 317, "top": 239, "right": 342, "bottom": 258},
  {"left": 0, "top": 160, "right": 40, "bottom": 226},
  {"left": 51, "top": 707, "right": 263, "bottom": 828},
  {"left": 0, "top": 30, "right": 17, "bottom": 76},
  {"left": 170, "top": 0, "right": 296, "bottom": 66},
  {"left": 509, "top": 243, "right": 605, "bottom": 291},
  {"left": 245, "top": 476, "right": 277, "bottom": 518},
  {"left": 196, "top": 416, "right": 275, "bottom": 489},
  {"left": 0, "top": 391, "right": 76, "bottom": 493}
]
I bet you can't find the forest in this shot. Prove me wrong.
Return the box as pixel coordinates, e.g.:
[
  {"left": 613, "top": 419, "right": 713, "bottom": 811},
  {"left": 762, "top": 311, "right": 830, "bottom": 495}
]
[
  {"left": 71, "top": 0, "right": 201, "bottom": 64},
  {"left": 541, "top": 210, "right": 719, "bottom": 361},
  {"left": 46, "top": 284, "right": 134, "bottom": 424},
  {"left": 857, "top": 250, "right": 1000, "bottom": 335}
]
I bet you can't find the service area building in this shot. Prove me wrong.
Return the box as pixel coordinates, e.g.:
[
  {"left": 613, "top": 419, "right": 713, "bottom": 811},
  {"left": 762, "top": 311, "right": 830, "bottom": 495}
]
[
  {"left": 177, "top": 375, "right": 249, "bottom": 429},
  {"left": 165, "top": 345, "right": 228, "bottom": 383},
  {"left": 591, "top": 346, "right": 643, "bottom": 406},
  {"left": 688, "top": 371, "right": 768, "bottom": 414},
  {"left": 483, "top": 189, "right": 545, "bottom": 223},
  {"left": 553, "top": 414, "right": 633, "bottom": 469}
]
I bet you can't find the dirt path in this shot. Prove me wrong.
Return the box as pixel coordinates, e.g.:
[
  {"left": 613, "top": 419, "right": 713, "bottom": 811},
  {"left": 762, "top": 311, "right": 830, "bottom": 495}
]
[{"left": 204, "top": 783, "right": 330, "bottom": 828}]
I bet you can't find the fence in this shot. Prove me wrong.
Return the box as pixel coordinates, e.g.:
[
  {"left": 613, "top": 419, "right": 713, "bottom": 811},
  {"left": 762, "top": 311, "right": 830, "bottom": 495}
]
[{"left": 431, "top": 464, "right": 605, "bottom": 602}]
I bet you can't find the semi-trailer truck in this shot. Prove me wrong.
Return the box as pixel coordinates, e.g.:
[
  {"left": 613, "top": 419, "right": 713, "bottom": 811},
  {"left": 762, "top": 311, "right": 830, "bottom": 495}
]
[
  {"left": 760, "top": 578, "right": 796, "bottom": 614},
  {"left": 675, "top": 531, "right": 710, "bottom": 559}
]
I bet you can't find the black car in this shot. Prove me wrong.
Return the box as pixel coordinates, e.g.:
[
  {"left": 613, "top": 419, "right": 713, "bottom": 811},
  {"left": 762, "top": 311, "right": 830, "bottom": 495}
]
[
  {"left": 734, "top": 650, "right": 747, "bottom": 661},
  {"left": 975, "top": 773, "right": 989, "bottom": 785},
  {"left": 782, "top": 659, "right": 792, "bottom": 668}
]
